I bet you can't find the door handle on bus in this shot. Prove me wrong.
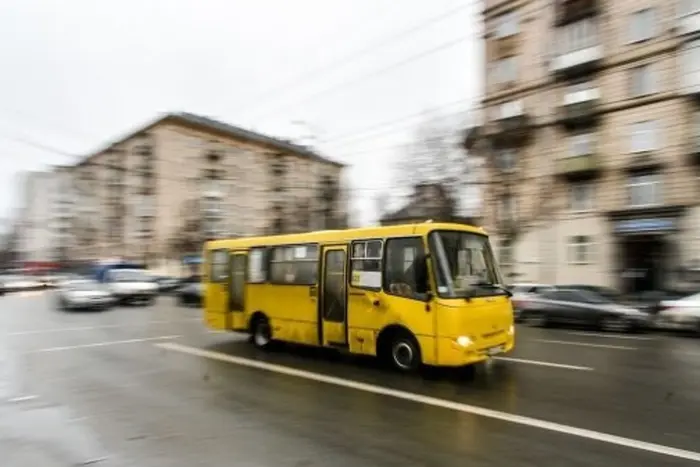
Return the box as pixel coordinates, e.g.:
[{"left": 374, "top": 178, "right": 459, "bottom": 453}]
[{"left": 309, "top": 286, "right": 317, "bottom": 298}]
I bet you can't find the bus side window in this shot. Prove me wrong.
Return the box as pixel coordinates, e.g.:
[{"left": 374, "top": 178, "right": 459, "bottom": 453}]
[
  {"left": 383, "top": 237, "right": 429, "bottom": 299},
  {"left": 210, "top": 249, "right": 229, "bottom": 282}
]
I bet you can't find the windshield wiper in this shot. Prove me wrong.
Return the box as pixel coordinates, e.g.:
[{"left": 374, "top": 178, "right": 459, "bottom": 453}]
[{"left": 469, "top": 282, "right": 513, "bottom": 298}]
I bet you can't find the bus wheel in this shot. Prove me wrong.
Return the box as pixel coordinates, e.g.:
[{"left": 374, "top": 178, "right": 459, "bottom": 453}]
[
  {"left": 390, "top": 334, "right": 421, "bottom": 372},
  {"left": 251, "top": 316, "right": 272, "bottom": 349}
]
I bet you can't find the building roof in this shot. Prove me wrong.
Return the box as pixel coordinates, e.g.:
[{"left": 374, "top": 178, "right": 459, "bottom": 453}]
[{"left": 78, "top": 111, "right": 346, "bottom": 167}]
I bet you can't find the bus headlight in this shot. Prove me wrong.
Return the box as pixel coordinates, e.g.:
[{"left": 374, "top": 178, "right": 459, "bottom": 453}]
[
  {"left": 508, "top": 325, "right": 514, "bottom": 335},
  {"left": 455, "top": 336, "right": 472, "bottom": 347}
]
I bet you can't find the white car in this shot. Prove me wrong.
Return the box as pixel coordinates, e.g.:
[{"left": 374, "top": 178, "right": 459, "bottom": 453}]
[
  {"left": 656, "top": 292, "right": 700, "bottom": 333},
  {"left": 56, "top": 279, "right": 115, "bottom": 311},
  {"left": 105, "top": 269, "right": 159, "bottom": 306}
]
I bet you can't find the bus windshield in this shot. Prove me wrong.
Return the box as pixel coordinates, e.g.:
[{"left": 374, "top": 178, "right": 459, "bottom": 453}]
[{"left": 429, "top": 230, "right": 504, "bottom": 298}]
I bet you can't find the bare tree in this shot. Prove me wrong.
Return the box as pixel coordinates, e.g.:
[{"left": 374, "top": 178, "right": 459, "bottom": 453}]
[{"left": 390, "top": 111, "right": 468, "bottom": 220}]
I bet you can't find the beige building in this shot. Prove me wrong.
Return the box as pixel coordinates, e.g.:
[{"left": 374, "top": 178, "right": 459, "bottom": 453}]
[
  {"left": 466, "top": 0, "right": 700, "bottom": 293},
  {"left": 69, "top": 112, "right": 347, "bottom": 267}
]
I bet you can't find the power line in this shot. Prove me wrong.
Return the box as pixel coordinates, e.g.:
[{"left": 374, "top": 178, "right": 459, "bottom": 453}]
[
  {"left": 248, "top": 34, "right": 471, "bottom": 120},
  {"left": 236, "top": 1, "right": 473, "bottom": 116}
]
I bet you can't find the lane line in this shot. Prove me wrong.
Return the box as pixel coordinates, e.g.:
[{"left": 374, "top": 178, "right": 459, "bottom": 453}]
[
  {"left": 492, "top": 356, "right": 593, "bottom": 371},
  {"left": 567, "top": 332, "right": 656, "bottom": 341},
  {"left": 533, "top": 339, "right": 637, "bottom": 351},
  {"left": 7, "top": 395, "right": 38, "bottom": 403},
  {"left": 156, "top": 342, "right": 700, "bottom": 462},
  {"left": 35, "top": 335, "right": 180, "bottom": 352},
  {"left": 8, "top": 319, "right": 201, "bottom": 336}
]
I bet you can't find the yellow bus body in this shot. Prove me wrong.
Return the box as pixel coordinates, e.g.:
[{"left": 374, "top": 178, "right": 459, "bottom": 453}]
[{"left": 202, "top": 222, "right": 515, "bottom": 368}]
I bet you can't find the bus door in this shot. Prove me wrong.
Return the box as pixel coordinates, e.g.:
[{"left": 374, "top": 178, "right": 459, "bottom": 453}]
[
  {"left": 228, "top": 251, "right": 248, "bottom": 330},
  {"left": 206, "top": 249, "right": 230, "bottom": 327},
  {"left": 318, "top": 245, "right": 348, "bottom": 347}
]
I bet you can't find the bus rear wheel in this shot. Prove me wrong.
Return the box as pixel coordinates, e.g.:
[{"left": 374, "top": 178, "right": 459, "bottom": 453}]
[{"left": 251, "top": 316, "right": 272, "bottom": 350}]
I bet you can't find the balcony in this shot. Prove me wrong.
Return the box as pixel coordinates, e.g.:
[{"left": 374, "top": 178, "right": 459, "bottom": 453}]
[
  {"left": 203, "top": 206, "right": 224, "bottom": 219},
  {"left": 626, "top": 151, "right": 664, "bottom": 173},
  {"left": 488, "top": 100, "right": 533, "bottom": 146},
  {"left": 554, "top": 0, "right": 600, "bottom": 27},
  {"left": 556, "top": 154, "right": 601, "bottom": 180},
  {"left": 488, "top": 35, "right": 518, "bottom": 61},
  {"left": 558, "top": 87, "right": 601, "bottom": 127},
  {"left": 551, "top": 45, "right": 602, "bottom": 77},
  {"left": 678, "top": 11, "right": 700, "bottom": 37}
]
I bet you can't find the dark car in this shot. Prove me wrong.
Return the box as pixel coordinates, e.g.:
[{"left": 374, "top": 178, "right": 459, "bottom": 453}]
[
  {"left": 519, "top": 289, "right": 650, "bottom": 332},
  {"left": 155, "top": 276, "right": 181, "bottom": 293},
  {"left": 176, "top": 276, "right": 202, "bottom": 306}
]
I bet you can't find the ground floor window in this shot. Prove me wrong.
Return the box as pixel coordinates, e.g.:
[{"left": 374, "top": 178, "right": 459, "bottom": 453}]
[{"left": 567, "top": 235, "right": 594, "bottom": 264}]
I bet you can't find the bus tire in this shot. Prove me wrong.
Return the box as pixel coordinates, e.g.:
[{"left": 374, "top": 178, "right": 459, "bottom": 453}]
[
  {"left": 386, "top": 331, "right": 422, "bottom": 373},
  {"left": 251, "top": 315, "right": 272, "bottom": 350}
]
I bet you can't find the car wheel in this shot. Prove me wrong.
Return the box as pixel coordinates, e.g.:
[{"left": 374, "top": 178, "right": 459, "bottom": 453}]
[
  {"left": 389, "top": 333, "right": 422, "bottom": 372},
  {"left": 524, "top": 312, "right": 547, "bottom": 327},
  {"left": 251, "top": 316, "right": 273, "bottom": 350}
]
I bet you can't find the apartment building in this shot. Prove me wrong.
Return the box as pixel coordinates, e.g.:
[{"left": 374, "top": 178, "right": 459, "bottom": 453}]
[
  {"left": 70, "top": 112, "right": 348, "bottom": 266},
  {"left": 466, "top": 0, "right": 700, "bottom": 293},
  {"left": 15, "top": 167, "right": 76, "bottom": 263}
]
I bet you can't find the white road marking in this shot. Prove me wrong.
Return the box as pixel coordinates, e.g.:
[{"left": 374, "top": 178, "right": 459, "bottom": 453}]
[
  {"left": 567, "top": 332, "right": 656, "bottom": 341},
  {"left": 7, "top": 395, "right": 38, "bottom": 402},
  {"left": 493, "top": 356, "right": 593, "bottom": 371},
  {"left": 35, "top": 335, "right": 180, "bottom": 353},
  {"left": 157, "top": 342, "right": 700, "bottom": 462},
  {"left": 534, "top": 339, "right": 637, "bottom": 351},
  {"left": 8, "top": 319, "right": 201, "bottom": 336}
]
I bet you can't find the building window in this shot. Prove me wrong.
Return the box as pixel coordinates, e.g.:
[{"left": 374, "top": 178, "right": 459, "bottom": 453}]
[
  {"left": 567, "top": 236, "right": 594, "bottom": 264},
  {"left": 569, "top": 132, "right": 595, "bottom": 157},
  {"left": 630, "top": 64, "right": 655, "bottom": 97},
  {"left": 627, "top": 173, "right": 662, "bottom": 207},
  {"left": 499, "top": 239, "right": 513, "bottom": 266},
  {"left": 681, "top": 0, "right": 700, "bottom": 15},
  {"left": 496, "top": 149, "right": 517, "bottom": 170},
  {"left": 494, "top": 11, "right": 518, "bottom": 38},
  {"left": 557, "top": 18, "right": 598, "bottom": 55},
  {"left": 629, "top": 120, "right": 659, "bottom": 153},
  {"left": 629, "top": 9, "right": 655, "bottom": 43},
  {"left": 493, "top": 56, "right": 517, "bottom": 84},
  {"left": 682, "top": 41, "right": 700, "bottom": 83},
  {"left": 498, "top": 195, "right": 516, "bottom": 222},
  {"left": 570, "top": 182, "right": 594, "bottom": 211}
]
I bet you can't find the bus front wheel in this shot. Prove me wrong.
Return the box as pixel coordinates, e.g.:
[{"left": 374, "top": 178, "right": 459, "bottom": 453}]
[
  {"left": 388, "top": 333, "right": 421, "bottom": 372},
  {"left": 251, "top": 315, "right": 272, "bottom": 350}
]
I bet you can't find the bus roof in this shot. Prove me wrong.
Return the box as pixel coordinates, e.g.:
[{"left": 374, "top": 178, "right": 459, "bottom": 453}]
[{"left": 205, "top": 222, "right": 487, "bottom": 250}]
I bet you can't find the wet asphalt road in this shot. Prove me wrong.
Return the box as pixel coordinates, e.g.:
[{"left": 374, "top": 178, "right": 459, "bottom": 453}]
[{"left": 2, "top": 292, "right": 700, "bottom": 466}]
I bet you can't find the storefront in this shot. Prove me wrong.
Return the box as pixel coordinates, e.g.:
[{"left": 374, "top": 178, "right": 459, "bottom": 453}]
[{"left": 608, "top": 206, "right": 685, "bottom": 294}]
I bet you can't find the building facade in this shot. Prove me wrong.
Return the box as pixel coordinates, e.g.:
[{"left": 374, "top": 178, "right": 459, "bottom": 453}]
[
  {"left": 467, "top": 0, "right": 700, "bottom": 293},
  {"left": 16, "top": 168, "right": 76, "bottom": 263},
  {"left": 69, "top": 112, "right": 348, "bottom": 267}
]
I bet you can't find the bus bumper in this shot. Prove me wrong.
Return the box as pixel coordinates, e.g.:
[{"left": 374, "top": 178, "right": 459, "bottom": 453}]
[{"left": 436, "top": 333, "right": 515, "bottom": 367}]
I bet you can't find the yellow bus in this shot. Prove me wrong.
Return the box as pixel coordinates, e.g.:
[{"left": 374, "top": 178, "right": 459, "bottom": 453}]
[{"left": 202, "top": 222, "right": 515, "bottom": 371}]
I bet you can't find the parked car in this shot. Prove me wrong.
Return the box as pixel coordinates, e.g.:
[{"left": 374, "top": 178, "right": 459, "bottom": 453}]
[
  {"left": 104, "top": 268, "right": 159, "bottom": 305},
  {"left": 176, "top": 275, "right": 202, "bottom": 306},
  {"left": 55, "top": 279, "right": 115, "bottom": 311},
  {"left": 519, "top": 288, "right": 650, "bottom": 332},
  {"left": 509, "top": 283, "right": 557, "bottom": 322},
  {"left": 655, "top": 292, "right": 700, "bottom": 333},
  {"left": 0, "top": 275, "right": 45, "bottom": 293}
]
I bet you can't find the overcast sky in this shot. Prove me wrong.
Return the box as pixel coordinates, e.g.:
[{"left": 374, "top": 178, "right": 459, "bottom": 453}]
[{"left": 0, "top": 0, "right": 482, "bottom": 228}]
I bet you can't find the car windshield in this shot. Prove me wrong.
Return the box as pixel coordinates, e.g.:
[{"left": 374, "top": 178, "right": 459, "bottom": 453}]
[
  {"left": 428, "top": 230, "right": 503, "bottom": 298},
  {"left": 111, "top": 269, "right": 151, "bottom": 282}
]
